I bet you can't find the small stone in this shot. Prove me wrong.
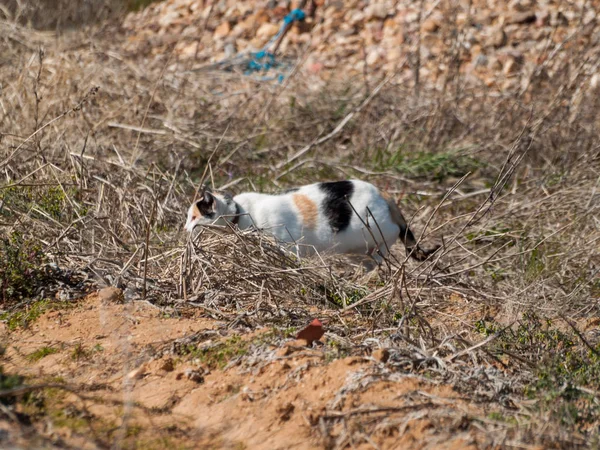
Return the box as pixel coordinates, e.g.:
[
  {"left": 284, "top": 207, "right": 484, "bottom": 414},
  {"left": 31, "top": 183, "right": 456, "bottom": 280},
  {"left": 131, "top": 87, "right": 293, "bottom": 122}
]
[
  {"left": 96, "top": 286, "right": 124, "bottom": 303},
  {"left": 506, "top": 11, "right": 536, "bottom": 25},
  {"left": 184, "top": 368, "right": 204, "bottom": 383},
  {"left": 536, "top": 10, "right": 550, "bottom": 27},
  {"left": 126, "top": 364, "right": 147, "bottom": 380},
  {"left": 501, "top": 52, "right": 523, "bottom": 74},
  {"left": 214, "top": 21, "right": 231, "bottom": 39},
  {"left": 256, "top": 22, "right": 280, "bottom": 39},
  {"left": 366, "top": 49, "right": 380, "bottom": 66},
  {"left": 160, "top": 358, "right": 175, "bottom": 372},
  {"left": 591, "top": 74, "right": 600, "bottom": 91},
  {"left": 158, "top": 11, "right": 180, "bottom": 28},
  {"left": 364, "top": 3, "right": 388, "bottom": 21},
  {"left": 486, "top": 27, "right": 507, "bottom": 48},
  {"left": 421, "top": 18, "right": 439, "bottom": 33},
  {"left": 372, "top": 348, "right": 390, "bottom": 363}
]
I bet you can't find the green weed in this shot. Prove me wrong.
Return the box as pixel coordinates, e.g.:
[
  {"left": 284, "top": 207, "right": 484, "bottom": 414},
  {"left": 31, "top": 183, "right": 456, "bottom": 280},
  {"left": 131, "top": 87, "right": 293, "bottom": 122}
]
[
  {"left": 1, "top": 298, "right": 74, "bottom": 330},
  {"left": 372, "top": 147, "right": 481, "bottom": 182},
  {"left": 0, "top": 184, "right": 78, "bottom": 221},
  {"left": 480, "top": 313, "right": 600, "bottom": 433},
  {"left": 27, "top": 346, "right": 59, "bottom": 362},
  {"left": 1, "top": 299, "right": 49, "bottom": 330},
  {"left": 181, "top": 335, "right": 248, "bottom": 370},
  {"left": 0, "top": 232, "right": 47, "bottom": 303},
  {"left": 0, "top": 366, "right": 25, "bottom": 406}
]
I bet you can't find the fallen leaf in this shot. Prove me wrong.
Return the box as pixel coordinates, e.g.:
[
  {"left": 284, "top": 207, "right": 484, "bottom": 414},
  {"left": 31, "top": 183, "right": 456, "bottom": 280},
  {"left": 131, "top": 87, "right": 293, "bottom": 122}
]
[{"left": 295, "top": 318, "right": 325, "bottom": 345}]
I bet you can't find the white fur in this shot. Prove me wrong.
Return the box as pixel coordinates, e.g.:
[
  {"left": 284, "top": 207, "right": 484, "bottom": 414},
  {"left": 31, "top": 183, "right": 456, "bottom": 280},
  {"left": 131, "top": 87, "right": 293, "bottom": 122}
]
[{"left": 186, "top": 180, "right": 403, "bottom": 261}]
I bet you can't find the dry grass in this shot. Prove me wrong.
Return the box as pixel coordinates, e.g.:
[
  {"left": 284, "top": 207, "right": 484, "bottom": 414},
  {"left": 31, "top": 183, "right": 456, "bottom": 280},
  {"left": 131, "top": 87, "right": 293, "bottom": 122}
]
[{"left": 1, "top": 3, "right": 600, "bottom": 448}]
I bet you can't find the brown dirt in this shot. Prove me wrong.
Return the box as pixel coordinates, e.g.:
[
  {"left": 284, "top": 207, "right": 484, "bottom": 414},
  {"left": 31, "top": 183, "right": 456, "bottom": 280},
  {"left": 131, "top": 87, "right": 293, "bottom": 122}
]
[{"left": 2, "top": 288, "right": 491, "bottom": 449}]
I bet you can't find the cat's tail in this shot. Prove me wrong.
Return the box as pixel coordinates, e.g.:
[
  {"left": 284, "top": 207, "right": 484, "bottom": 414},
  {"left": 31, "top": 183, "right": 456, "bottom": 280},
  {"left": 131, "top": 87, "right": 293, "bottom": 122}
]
[{"left": 384, "top": 195, "right": 440, "bottom": 261}]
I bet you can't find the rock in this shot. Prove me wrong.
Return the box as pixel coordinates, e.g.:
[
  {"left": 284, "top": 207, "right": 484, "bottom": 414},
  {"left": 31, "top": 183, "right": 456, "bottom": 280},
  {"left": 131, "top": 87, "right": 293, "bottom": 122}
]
[
  {"left": 184, "top": 368, "right": 204, "bottom": 383},
  {"left": 348, "top": 11, "right": 364, "bottom": 26},
  {"left": 158, "top": 11, "right": 181, "bottom": 28},
  {"left": 364, "top": 3, "right": 388, "bottom": 21},
  {"left": 372, "top": 348, "right": 390, "bottom": 363},
  {"left": 536, "top": 10, "right": 550, "bottom": 27},
  {"left": 591, "top": 73, "right": 600, "bottom": 91},
  {"left": 366, "top": 49, "right": 381, "bottom": 66},
  {"left": 214, "top": 21, "right": 231, "bottom": 39},
  {"left": 486, "top": 27, "right": 507, "bottom": 48},
  {"left": 160, "top": 358, "right": 175, "bottom": 372},
  {"left": 96, "top": 287, "right": 124, "bottom": 304},
  {"left": 256, "top": 22, "right": 280, "bottom": 39},
  {"left": 503, "top": 58, "right": 518, "bottom": 75},
  {"left": 127, "top": 364, "right": 147, "bottom": 380},
  {"left": 421, "top": 18, "right": 440, "bottom": 33},
  {"left": 506, "top": 11, "right": 536, "bottom": 25}
]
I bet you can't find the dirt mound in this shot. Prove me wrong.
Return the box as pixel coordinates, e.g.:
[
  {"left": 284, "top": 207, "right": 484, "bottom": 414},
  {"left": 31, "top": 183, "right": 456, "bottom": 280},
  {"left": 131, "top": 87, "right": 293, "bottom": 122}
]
[
  {"left": 2, "top": 289, "right": 493, "bottom": 449},
  {"left": 122, "top": 0, "right": 600, "bottom": 92}
]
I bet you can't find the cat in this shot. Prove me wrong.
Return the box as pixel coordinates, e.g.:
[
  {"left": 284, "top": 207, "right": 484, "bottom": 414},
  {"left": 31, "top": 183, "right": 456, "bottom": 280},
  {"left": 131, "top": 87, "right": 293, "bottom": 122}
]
[{"left": 185, "top": 180, "right": 437, "bottom": 263}]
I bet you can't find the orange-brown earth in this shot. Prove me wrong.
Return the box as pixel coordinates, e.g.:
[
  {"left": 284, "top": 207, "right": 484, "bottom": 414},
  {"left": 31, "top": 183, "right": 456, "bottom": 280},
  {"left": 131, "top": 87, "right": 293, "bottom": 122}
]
[{"left": 2, "top": 287, "right": 497, "bottom": 449}]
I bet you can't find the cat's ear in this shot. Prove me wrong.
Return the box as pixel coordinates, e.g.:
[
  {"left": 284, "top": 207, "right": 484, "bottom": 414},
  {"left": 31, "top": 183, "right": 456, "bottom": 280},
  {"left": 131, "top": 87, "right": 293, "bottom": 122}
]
[{"left": 196, "top": 190, "right": 216, "bottom": 216}]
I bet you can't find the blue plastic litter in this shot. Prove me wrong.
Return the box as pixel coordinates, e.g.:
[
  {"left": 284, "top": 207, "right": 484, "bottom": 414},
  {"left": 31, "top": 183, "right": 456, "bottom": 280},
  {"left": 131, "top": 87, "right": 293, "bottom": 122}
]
[{"left": 205, "top": 8, "right": 307, "bottom": 83}]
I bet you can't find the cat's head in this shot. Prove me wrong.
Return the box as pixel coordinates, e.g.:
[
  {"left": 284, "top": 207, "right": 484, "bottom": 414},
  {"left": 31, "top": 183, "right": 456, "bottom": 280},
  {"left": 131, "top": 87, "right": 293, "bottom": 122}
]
[{"left": 185, "top": 187, "right": 233, "bottom": 232}]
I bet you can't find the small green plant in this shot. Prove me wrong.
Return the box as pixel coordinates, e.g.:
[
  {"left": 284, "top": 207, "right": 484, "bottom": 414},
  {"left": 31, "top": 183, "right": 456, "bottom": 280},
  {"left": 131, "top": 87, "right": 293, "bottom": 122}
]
[
  {"left": 0, "top": 366, "right": 25, "bottom": 406},
  {"left": 27, "top": 346, "right": 59, "bottom": 362},
  {"left": 371, "top": 147, "right": 482, "bottom": 182},
  {"left": 325, "top": 287, "right": 367, "bottom": 308},
  {"left": 70, "top": 343, "right": 88, "bottom": 361},
  {"left": 1, "top": 299, "right": 50, "bottom": 330},
  {"left": 0, "top": 232, "right": 47, "bottom": 303},
  {"left": 474, "top": 318, "right": 499, "bottom": 336},
  {"left": 182, "top": 335, "right": 248, "bottom": 370},
  {"left": 70, "top": 343, "right": 104, "bottom": 361},
  {"left": 1, "top": 298, "right": 75, "bottom": 330},
  {"left": 484, "top": 313, "right": 600, "bottom": 434},
  {"left": 0, "top": 185, "right": 75, "bottom": 221},
  {"left": 282, "top": 326, "right": 297, "bottom": 338}
]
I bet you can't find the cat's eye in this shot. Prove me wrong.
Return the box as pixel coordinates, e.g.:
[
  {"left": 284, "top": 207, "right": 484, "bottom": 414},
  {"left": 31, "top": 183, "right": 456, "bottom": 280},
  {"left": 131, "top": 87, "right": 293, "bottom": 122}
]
[{"left": 192, "top": 215, "right": 197, "bottom": 221}]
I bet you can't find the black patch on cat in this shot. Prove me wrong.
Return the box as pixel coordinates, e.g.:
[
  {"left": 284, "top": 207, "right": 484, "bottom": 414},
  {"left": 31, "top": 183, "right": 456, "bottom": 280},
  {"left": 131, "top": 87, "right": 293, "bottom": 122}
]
[
  {"left": 319, "top": 181, "right": 354, "bottom": 233},
  {"left": 196, "top": 191, "right": 216, "bottom": 218}
]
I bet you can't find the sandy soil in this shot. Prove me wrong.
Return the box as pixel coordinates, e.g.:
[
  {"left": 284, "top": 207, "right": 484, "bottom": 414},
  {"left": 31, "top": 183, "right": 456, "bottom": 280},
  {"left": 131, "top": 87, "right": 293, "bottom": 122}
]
[{"left": 0, "top": 287, "right": 496, "bottom": 449}]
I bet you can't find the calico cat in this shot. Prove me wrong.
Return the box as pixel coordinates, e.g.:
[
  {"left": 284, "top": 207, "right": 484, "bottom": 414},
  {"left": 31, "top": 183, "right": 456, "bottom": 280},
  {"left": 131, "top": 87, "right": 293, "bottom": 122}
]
[{"left": 185, "top": 180, "right": 437, "bottom": 262}]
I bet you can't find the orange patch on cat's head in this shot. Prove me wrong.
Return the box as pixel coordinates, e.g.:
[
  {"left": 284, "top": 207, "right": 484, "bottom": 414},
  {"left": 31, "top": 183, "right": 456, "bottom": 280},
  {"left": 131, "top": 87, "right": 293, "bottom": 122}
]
[{"left": 292, "top": 194, "right": 318, "bottom": 229}]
